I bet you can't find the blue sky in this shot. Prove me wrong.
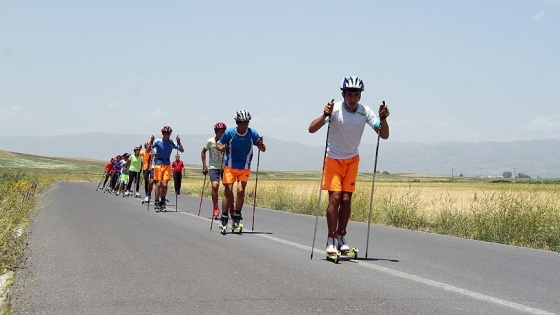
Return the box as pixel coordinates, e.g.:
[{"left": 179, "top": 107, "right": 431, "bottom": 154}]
[{"left": 1, "top": 0, "right": 559, "bottom": 146}]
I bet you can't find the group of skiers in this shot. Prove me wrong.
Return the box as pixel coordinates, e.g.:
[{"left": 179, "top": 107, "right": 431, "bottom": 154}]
[{"left": 97, "top": 76, "right": 391, "bottom": 255}]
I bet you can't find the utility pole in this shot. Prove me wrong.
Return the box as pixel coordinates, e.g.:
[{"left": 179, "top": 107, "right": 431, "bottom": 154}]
[{"left": 451, "top": 168, "right": 455, "bottom": 182}]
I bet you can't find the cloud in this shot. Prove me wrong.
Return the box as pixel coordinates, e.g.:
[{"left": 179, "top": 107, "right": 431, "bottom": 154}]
[
  {"left": 543, "top": 0, "right": 560, "bottom": 5},
  {"left": 267, "top": 115, "right": 294, "bottom": 124},
  {"left": 533, "top": 10, "right": 545, "bottom": 21},
  {"left": 527, "top": 114, "right": 558, "bottom": 132},
  {"left": 105, "top": 102, "right": 120, "bottom": 109},
  {"left": 0, "top": 105, "right": 22, "bottom": 115},
  {"left": 147, "top": 108, "right": 166, "bottom": 119}
]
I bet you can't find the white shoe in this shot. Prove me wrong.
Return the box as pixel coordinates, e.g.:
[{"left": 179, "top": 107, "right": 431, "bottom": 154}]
[
  {"left": 116, "top": 192, "right": 120, "bottom": 196},
  {"left": 326, "top": 237, "right": 338, "bottom": 254},
  {"left": 135, "top": 193, "right": 141, "bottom": 198},
  {"left": 337, "top": 235, "right": 350, "bottom": 252},
  {"left": 143, "top": 196, "right": 149, "bottom": 202},
  {"left": 125, "top": 191, "right": 130, "bottom": 196}
]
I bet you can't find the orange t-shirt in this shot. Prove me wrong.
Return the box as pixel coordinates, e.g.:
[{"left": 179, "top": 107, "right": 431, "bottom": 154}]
[{"left": 139, "top": 150, "right": 151, "bottom": 171}]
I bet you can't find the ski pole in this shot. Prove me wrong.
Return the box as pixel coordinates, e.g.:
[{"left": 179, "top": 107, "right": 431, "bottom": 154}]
[
  {"left": 211, "top": 150, "right": 226, "bottom": 231},
  {"left": 198, "top": 174, "right": 207, "bottom": 216},
  {"left": 175, "top": 149, "right": 179, "bottom": 212},
  {"left": 365, "top": 100, "right": 385, "bottom": 259},
  {"left": 310, "top": 99, "right": 333, "bottom": 260},
  {"left": 251, "top": 140, "right": 262, "bottom": 231},
  {"left": 96, "top": 173, "right": 105, "bottom": 191}
]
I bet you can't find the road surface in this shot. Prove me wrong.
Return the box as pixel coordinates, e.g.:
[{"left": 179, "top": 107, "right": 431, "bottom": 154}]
[{"left": 11, "top": 182, "right": 560, "bottom": 314}]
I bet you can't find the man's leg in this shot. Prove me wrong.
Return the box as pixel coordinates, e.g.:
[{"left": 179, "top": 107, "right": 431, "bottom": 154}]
[
  {"left": 210, "top": 181, "right": 218, "bottom": 204},
  {"left": 222, "top": 183, "right": 233, "bottom": 216},
  {"left": 235, "top": 181, "right": 248, "bottom": 213},
  {"left": 327, "top": 191, "right": 342, "bottom": 233},
  {"left": 143, "top": 170, "right": 150, "bottom": 195},
  {"left": 337, "top": 192, "right": 353, "bottom": 233}
]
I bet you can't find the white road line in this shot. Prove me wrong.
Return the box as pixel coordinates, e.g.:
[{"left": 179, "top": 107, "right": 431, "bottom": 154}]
[{"left": 178, "top": 211, "right": 555, "bottom": 315}]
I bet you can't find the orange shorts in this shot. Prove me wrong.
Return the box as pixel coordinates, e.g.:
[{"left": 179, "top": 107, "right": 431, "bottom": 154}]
[
  {"left": 222, "top": 166, "right": 251, "bottom": 184},
  {"left": 322, "top": 155, "right": 360, "bottom": 192},
  {"left": 153, "top": 165, "right": 172, "bottom": 181}
]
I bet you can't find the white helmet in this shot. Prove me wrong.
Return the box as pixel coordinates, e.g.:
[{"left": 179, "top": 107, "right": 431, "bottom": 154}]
[
  {"left": 340, "top": 76, "right": 365, "bottom": 91},
  {"left": 234, "top": 110, "right": 252, "bottom": 122}
]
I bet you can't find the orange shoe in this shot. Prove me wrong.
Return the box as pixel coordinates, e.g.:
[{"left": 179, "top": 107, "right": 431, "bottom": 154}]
[{"left": 212, "top": 205, "right": 220, "bottom": 219}]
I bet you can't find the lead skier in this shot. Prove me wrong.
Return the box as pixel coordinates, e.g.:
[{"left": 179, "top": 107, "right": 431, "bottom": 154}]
[{"left": 308, "top": 76, "right": 390, "bottom": 255}]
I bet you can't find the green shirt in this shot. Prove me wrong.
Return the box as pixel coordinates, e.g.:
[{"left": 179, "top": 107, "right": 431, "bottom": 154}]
[{"left": 129, "top": 154, "right": 142, "bottom": 172}]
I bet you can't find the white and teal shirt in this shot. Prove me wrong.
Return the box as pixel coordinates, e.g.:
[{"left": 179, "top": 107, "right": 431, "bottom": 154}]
[{"left": 325, "top": 101, "right": 380, "bottom": 160}]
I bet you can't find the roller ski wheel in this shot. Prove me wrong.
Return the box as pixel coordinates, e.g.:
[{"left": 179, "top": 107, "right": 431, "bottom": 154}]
[
  {"left": 231, "top": 223, "right": 243, "bottom": 234},
  {"left": 219, "top": 224, "right": 227, "bottom": 235},
  {"left": 340, "top": 247, "right": 359, "bottom": 260},
  {"left": 326, "top": 251, "right": 340, "bottom": 264}
]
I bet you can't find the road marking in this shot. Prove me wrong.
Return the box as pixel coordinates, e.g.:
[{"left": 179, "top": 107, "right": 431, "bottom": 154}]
[
  {"left": 178, "top": 210, "right": 553, "bottom": 314},
  {"left": 182, "top": 208, "right": 553, "bottom": 315},
  {"left": 256, "top": 234, "right": 555, "bottom": 315}
]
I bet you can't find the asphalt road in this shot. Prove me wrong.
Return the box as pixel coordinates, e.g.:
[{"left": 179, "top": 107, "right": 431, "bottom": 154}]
[{"left": 11, "top": 182, "right": 560, "bottom": 314}]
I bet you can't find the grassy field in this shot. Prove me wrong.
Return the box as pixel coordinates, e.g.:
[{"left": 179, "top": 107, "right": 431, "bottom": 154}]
[{"left": 182, "top": 167, "right": 560, "bottom": 252}]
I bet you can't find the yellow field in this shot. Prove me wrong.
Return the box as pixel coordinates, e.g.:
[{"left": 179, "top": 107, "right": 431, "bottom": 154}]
[{"left": 182, "top": 176, "right": 560, "bottom": 252}]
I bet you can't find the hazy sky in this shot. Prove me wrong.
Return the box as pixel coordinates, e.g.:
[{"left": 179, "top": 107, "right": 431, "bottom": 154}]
[{"left": 1, "top": 0, "right": 559, "bottom": 146}]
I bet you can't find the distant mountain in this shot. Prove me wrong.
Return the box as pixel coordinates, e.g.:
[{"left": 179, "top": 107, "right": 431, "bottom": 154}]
[{"left": 1, "top": 133, "right": 559, "bottom": 178}]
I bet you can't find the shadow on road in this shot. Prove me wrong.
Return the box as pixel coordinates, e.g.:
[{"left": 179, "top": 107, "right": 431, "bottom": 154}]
[{"left": 357, "top": 257, "right": 400, "bottom": 263}]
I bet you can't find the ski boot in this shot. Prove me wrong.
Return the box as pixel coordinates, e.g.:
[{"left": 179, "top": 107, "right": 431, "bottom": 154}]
[
  {"left": 154, "top": 198, "right": 161, "bottom": 212},
  {"left": 231, "top": 212, "right": 243, "bottom": 234},
  {"left": 160, "top": 199, "right": 167, "bottom": 212},
  {"left": 219, "top": 214, "right": 229, "bottom": 235},
  {"left": 337, "top": 233, "right": 358, "bottom": 260},
  {"left": 325, "top": 236, "right": 340, "bottom": 263}
]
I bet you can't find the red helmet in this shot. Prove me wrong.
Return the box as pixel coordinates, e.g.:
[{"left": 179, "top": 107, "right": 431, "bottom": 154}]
[
  {"left": 161, "top": 125, "right": 172, "bottom": 134},
  {"left": 214, "top": 122, "right": 227, "bottom": 131}
]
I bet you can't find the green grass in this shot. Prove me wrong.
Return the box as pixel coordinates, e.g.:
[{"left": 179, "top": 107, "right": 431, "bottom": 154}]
[{"left": 0, "top": 151, "right": 105, "bottom": 313}]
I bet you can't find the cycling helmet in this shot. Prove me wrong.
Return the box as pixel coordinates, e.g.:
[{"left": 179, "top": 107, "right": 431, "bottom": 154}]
[
  {"left": 234, "top": 110, "right": 252, "bottom": 122},
  {"left": 161, "top": 125, "right": 172, "bottom": 134},
  {"left": 340, "top": 76, "right": 365, "bottom": 91},
  {"left": 133, "top": 146, "right": 141, "bottom": 151},
  {"left": 214, "top": 122, "right": 227, "bottom": 130}
]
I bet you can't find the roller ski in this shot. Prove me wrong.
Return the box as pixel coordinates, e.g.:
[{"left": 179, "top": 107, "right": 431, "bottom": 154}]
[
  {"left": 153, "top": 200, "right": 160, "bottom": 213},
  {"left": 231, "top": 212, "right": 243, "bottom": 234},
  {"left": 159, "top": 198, "right": 167, "bottom": 212},
  {"left": 219, "top": 215, "right": 229, "bottom": 235},
  {"left": 325, "top": 236, "right": 358, "bottom": 264},
  {"left": 141, "top": 196, "right": 150, "bottom": 204}
]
